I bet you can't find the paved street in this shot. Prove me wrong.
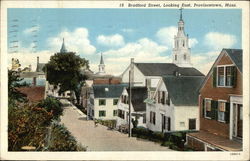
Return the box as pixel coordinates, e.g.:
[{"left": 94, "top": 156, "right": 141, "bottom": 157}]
[{"left": 59, "top": 99, "right": 172, "bottom": 151}]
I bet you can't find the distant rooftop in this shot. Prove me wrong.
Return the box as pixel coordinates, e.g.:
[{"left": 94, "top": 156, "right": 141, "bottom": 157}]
[{"left": 93, "top": 83, "right": 128, "bottom": 98}]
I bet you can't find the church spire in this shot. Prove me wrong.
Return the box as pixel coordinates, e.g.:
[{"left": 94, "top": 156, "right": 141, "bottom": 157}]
[
  {"left": 60, "top": 38, "right": 67, "bottom": 53},
  {"left": 179, "top": 8, "right": 183, "bottom": 21},
  {"left": 97, "top": 53, "right": 105, "bottom": 75},
  {"left": 172, "top": 9, "right": 192, "bottom": 67},
  {"left": 100, "top": 53, "right": 104, "bottom": 65}
]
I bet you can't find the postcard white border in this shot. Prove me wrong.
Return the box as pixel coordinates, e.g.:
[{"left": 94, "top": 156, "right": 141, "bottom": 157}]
[{"left": 1, "top": 0, "right": 249, "bottom": 160}]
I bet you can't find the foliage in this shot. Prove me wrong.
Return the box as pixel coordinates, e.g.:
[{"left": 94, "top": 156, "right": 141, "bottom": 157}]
[
  {"left": 45, "top": 52, "right": 89, "bottom": 104},
  {"left": 8, "top": 70, "right": 28, "bottom": 102},
  {"left": 97, "top": 120, "right": 117, "bottom": 129},
  {"left": 47, "top": 122, "right": 86, "bottom": 151},
  {"left": 132, "top": 127, "right": 189, "bottom": 151},
  {"left": 37, "top": 97, "right": 63, "bottom": 120},
  {"left": 8, "top": 104, "right": 53, "bottom": 151}
]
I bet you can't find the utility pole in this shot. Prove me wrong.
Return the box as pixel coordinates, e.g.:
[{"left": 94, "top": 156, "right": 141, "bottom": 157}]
[{"left": 128, "top": 58, "right": 134, "bottom": 137}]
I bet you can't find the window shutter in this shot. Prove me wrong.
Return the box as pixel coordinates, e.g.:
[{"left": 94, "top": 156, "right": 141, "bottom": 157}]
[
  {"left": 211, "top": 100, "right": 216, "bottom": 120},
  {"left": 213, "top": 67, "right": 217, "bottom": 87},
  {"left": 225, "top": 102, "right": 230, "bottom": 123},
  {"left": 202, "top": 99, "right": 205, "bottom": 118},
  {"left": 232, "top": 66, "right": 237, "bottom": 88}
]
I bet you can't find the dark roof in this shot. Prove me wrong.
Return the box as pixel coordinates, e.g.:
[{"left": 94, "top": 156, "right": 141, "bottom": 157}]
[
  {"left": 126, "top": 87, "right": 147, "bottom": 112},
  {"left": 134, "top": 63, "right": 204, "bottom": 76},
  {"left": 163, "top": 75, "right": 205, "bottom": 106},
  {"left": 36, "top": 63, "right": 46, "bottom": 72},
  {"left": 224, "top": 49, "right": 242, "bottom": 72},
  {"left": 18, "top": 86, "right": 45, "bottom": 102},
  {"left": 93, "top": 83, "right": 128, "bottom": 98}
]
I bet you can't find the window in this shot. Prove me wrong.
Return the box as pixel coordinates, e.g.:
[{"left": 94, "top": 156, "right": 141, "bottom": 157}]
[
  {"left": 118, "top": 109, "right": 125, "bottom": 119},
  {"left": 150, "top": 111, "right": 156, "bottom": 125},
  {"left": 184, "top": 54, "right": 186, "bottom": 60},
  {"left": 217, "top": 66, "right": 235, "bottom": 87},
  {"left": 218, "top": 101, "right": 226, "bottom": 122},
  {"left": 113, "top": 110, "right": 118, "bottom": 116},
  {"left": 143, "top": 113, "right": 146, "bottom": 123},
  {"left": 92, "top": 110, "right": 94, "bottom": 116},
  {"left": 226, "top": 66, "right": 232, "bottom": 86},
  {"left": 189, "top": 119, "right": 196, "bottom": 130},
  {"left": 99, "top": 99, "right": 106, "bottom": 106},
  {"left": 218, "top": 67, "right": 225, "bottom": 86},
  {"left": 99, "top": 110, "right": 106, "bottom": 117},
  {"left": 183, "top": 40, "right": 185, "bottom": 47},
  {"left": 113, "top": 99, "right": 118, "bottom": 105},
  {"left": 204, "top": 99, "right": 212, "bottom": 118},
  {"left": 167, "top": 117, "right": 171, "bottom": 131},
  {"left": 175, "top": 55, "right": 177, "bottom": 61}
]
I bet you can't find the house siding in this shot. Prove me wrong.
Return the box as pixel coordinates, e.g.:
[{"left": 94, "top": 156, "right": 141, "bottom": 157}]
[
  {"left": 93, "top": 98, "right": 118, "bottom": 120},
  {"left": 200, "top": 52, "right": 242, "bottom": 138}
]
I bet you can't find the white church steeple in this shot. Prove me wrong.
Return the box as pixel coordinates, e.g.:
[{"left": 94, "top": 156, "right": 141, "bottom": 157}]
[
  {"left": 172, "top": 8, "right": 192, "bottom": 67},
  {"left": 97, "top": 53, "right": 105, "bottom": 75}
]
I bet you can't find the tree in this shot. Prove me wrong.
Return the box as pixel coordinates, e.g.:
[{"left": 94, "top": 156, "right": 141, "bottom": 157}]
[
  {"left": 8, "top": 70, "right": 28, "bottom": 103},
  {"left": 45, "top": 52, "right": 89, "bottom": 104}
]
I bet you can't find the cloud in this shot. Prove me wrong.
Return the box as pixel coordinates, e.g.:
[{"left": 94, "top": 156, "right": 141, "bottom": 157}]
[
  {"left": 204, "top": 32, "right": 237, "bottom": 50},
  {"left": 121, "top": 28, "right": 134, "bottom": 33},
  {"left": 97, "top": 34, "right": 125, "bottom": 47},
  {"left": 156, "top": 26, "right": 198, "bottom": 49},
  {"left": 189, "top": 38, "right": 198, "bottom": 48},
  {"left": 97, "top": 38, "right": 169, "bottom": 75},
  {"left": 156, "top": 26, "right": 177, "bottom": 48},
  {"left": 47, "top": 28, "right": 96, "bottom": 55},
  {"left": 192, "top": 51, "right": 220, "bottom": 75},
  {"left": 8, "top": 50, "right": 54, "bottom": 71},
  {"left": 23, "top": 25, "right": 40, "bottom": 35}
]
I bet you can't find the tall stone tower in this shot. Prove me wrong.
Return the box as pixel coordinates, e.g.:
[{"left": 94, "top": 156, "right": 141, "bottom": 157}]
[
  {"left": 98, "top": 53, "right": 105, "bottom": 75},
  {"left": 172, "top": 9, "right": 192, "bottom": 67}
]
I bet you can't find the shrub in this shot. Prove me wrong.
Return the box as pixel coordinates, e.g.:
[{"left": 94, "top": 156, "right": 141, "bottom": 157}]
[
  {"left": 8, "top": 104, "right": 53, "bottom": 151},
  {"left": 38, "top": 97, "right": 63, "bottom": 120},
  {"left": 47, "top": 122, "right": 86, "bottom": 151}
]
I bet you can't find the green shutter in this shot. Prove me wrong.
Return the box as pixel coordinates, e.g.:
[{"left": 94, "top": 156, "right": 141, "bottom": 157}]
[
  {"left": 202, "top": 99, "right": 205, "bottom": 118},
  {"left": 232, "top": 66, "right": 237, "bottom": 88},
  {"left": 213, "top": 67, "right": 217, "bottom": 87},
  {"left": 225, "top": 102, "right": 230, "bottom": 123},
  {"left": 211, "top": 100, "right": 218, "bottom": 120}
]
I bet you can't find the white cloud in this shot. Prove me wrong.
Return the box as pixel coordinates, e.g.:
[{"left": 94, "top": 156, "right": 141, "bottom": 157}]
[
  {"left": 121, "top": 28, "right": 134, "bottom": 33},
  {"left": 8, "top": 50, "right": 53, "bottom": 71},
  {"left": 97, "top": 34, "right": 125, "bottom": 47},
  {"left": 156, "top": 26, "right": 198, "bottom": 49},
  {"left": 204, "top": 32, "right": 237, "bottom": 50},
  {"left": 47, "top": 28, "right": 96, "bottom": 55},
  {"left": 23, "top": 25, "right": 40, "bottom": 35},
  {"left": 192, "top": 51, "right": 220, "bottom": 75},
  {"left": 156, "top": 26, "right": 177, "bottom": 48},
  {"left": 98, "top": 38, "right": 169, "bottom": 75},
  {"left": 189, "top": 38, "right": 198, "bottom": 48}
]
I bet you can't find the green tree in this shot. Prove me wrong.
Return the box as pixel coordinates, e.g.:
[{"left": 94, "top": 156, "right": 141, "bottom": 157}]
[
  {"left": 8, "top": 70, "right": 28, "bottom": 103},
  {"left": 45, "top": 52, "right": 89, "bottom": 104},
  {"left": 37, "top": 97, "right": 63, "bottom": 120}
]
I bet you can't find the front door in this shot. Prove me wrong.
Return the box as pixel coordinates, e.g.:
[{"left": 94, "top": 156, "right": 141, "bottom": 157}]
[
  {"left": 237, "top": 104, "right": 243, "bottom": 138},
  {"left": 233, "top": 103, "right": 243, "bottom": 138},
  {"left": 161, "top": 114, "right": 166, "bottom": 133}
]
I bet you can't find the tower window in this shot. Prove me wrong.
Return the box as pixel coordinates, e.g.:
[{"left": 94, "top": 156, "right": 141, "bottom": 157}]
[
  {"left": 183, "top": 40, "right": 185, "bottom": 47},
  {"left": 184, "top": 54, "right": 186, "bottom": 60},
  {"left": 175, "top": 55, "right": 177, "bottom": 61}
]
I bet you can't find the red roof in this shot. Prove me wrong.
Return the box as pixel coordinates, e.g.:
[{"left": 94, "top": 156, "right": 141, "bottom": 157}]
[{"left": 18, "top": 86, "right": 45, "bottom": 102}]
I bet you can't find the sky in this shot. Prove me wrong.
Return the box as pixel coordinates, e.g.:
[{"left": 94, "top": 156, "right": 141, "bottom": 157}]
[{"left": 8, "top": 9, "right": 242, "bottom": 75}]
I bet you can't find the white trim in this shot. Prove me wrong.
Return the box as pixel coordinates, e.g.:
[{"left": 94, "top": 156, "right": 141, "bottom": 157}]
[
  {"left": 204, "top": 98, "right": 212, "bottom": 119},
  {"left": 216, "top": 64, "right": 235, "bottom": 88}
]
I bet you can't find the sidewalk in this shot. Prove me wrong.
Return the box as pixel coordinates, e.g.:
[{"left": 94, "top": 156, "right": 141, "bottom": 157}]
[{"left": 59, "top": 99, "right": 173, "bottom": 151}]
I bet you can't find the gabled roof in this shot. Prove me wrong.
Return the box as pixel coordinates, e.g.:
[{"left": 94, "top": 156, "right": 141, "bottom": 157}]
[
  {"left": 224, "top": 49, "right": 242, "bottom": 73},
  {"left": 199, "top": 48, "right": 243, "bottom": 92},
  {"left": 134, "top": 63, "right": 204, "bottom": 76},
  {"left": 126, "top": 87, "right": 147, "bottom": 112},
  {"left": 163, "top": 75, "right": 205, "bottom": 106},
  {"left": 93, "top": 83, "right": 128, "bottom": 98}
]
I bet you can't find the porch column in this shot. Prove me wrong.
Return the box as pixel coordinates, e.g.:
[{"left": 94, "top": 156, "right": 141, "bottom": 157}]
[{"left": 229, "top": 100, "right": 233, "bottom": 140}]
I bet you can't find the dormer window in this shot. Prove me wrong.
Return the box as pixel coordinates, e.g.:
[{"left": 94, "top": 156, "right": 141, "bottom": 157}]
[{"left": 214, "top": 65, "right": 236, "bottom": 87}]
